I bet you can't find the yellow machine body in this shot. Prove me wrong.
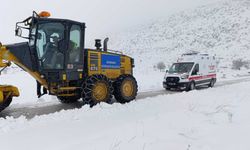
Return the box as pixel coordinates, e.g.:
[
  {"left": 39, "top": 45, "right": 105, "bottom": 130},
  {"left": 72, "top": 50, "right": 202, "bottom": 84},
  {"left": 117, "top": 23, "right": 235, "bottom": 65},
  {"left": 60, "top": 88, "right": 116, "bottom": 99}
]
[
  {"left": 87, "top": 49, "right": 133, "bottom": 79},
  {"left": 0, "top": 45, "right": 20, "bottom": 104},
  {"left": 0, "top": 85, "right": 19, "bottom": 103}
]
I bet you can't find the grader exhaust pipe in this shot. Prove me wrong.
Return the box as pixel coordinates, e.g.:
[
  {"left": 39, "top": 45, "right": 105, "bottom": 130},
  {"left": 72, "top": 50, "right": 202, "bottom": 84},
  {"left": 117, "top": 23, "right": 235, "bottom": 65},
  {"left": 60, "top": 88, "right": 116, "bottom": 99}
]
[{"left": 95, "top": 37, "right": 109, "bottom": 52}]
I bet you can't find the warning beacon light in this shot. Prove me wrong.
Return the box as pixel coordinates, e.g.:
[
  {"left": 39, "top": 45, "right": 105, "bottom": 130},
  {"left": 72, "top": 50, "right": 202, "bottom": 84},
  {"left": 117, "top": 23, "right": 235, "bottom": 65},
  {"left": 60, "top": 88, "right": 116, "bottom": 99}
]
[{"left": 38, "top": 11, "right": 51, "bottom": 18}]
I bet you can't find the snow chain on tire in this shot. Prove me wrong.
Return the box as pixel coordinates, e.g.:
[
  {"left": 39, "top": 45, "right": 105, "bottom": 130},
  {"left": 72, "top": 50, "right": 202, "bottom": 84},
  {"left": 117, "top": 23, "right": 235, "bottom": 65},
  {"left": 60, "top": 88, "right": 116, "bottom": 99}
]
[{"left": 82, "top": 74, "right": 113, "bottom": 107}]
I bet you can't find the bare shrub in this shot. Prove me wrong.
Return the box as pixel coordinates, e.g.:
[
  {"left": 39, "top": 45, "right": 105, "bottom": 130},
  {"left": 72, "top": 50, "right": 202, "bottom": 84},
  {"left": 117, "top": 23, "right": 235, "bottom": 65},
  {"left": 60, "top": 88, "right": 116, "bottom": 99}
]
[
  {"left": 157, "top": 61, "right": 166, "bottom": 71},
  {"left": 232, "top": 59, "right": 249, "bottom": 70}
]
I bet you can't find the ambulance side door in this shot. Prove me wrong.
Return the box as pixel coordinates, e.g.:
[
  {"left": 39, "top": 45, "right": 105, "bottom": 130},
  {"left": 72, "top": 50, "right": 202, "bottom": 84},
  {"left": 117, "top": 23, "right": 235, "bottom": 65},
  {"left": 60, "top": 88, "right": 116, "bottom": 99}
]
[{"left": 191, "top": 64, "right": 200, "bottom": 83}]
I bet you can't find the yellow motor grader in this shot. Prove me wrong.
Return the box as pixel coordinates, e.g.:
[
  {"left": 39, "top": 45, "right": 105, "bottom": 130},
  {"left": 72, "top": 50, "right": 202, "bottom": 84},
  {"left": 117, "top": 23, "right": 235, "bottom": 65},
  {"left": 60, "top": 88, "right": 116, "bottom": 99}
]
[{"left": 0, "top": 11, "right": 138, "bottom": 112}]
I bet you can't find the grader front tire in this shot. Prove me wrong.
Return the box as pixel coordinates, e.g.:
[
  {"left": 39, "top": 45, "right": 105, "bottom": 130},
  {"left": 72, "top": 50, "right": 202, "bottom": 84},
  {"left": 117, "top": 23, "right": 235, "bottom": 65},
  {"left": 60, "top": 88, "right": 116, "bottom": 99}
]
[{"left": 82, "top": 75, "right": 113, "bottom": 107}]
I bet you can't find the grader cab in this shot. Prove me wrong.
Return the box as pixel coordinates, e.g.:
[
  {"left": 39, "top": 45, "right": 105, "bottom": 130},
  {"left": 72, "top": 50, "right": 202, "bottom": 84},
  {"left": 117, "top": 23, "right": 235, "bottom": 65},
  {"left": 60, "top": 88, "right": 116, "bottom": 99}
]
[{"left": 0, "top": 11, "right": 138, "bottom": 112}]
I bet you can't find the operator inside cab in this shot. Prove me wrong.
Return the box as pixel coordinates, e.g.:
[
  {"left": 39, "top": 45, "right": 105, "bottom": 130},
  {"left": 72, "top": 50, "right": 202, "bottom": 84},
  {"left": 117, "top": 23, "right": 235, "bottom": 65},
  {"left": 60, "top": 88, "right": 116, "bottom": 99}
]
[
  {"left": 42, "top": 33, "right": 64, "bottom": 69},
  {"left": 36, "top": 23, "right": 65, "bottom": 70}
]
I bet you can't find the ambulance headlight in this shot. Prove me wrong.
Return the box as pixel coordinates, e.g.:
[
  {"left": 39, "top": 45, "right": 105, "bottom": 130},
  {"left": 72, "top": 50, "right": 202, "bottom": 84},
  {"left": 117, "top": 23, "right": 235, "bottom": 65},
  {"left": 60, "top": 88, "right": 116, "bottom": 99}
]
[{"left": 181, "top": 74, "right": 189, "bottom": 79}]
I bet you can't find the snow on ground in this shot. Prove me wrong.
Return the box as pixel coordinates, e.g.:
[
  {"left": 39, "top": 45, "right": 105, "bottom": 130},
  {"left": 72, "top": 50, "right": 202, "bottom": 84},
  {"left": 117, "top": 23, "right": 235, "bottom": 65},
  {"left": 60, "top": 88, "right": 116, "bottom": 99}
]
[{"left": 0, "top": 81, "right": 250, "bottom": 150}]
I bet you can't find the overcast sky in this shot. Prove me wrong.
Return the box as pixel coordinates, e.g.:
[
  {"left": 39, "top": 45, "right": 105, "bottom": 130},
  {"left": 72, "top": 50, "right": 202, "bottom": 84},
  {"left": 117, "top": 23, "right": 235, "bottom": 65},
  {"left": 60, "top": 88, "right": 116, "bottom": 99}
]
[{"left": 0, "top": 0, "right": 222, "bottom": 45}]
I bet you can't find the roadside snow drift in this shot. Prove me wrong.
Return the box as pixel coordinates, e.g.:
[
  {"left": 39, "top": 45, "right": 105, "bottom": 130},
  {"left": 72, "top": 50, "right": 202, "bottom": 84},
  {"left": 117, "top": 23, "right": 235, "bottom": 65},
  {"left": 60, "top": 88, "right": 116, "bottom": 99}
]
[{"left": 0, "top": 81, "right": 250, "bottom": 150}]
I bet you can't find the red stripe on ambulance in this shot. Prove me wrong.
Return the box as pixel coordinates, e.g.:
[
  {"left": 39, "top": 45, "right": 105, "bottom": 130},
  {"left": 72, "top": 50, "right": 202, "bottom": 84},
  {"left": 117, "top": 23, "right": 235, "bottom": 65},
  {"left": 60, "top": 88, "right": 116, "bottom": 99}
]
[{"left": 188, "top": 74, "right": 216, "bottom": 81}]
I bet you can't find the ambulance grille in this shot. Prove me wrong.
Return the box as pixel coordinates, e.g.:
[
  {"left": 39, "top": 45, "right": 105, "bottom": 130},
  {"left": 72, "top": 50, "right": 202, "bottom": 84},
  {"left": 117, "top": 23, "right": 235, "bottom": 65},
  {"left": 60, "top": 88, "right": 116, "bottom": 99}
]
[{"left": 166, "top": 77, "right": 180, "bottom": 83}]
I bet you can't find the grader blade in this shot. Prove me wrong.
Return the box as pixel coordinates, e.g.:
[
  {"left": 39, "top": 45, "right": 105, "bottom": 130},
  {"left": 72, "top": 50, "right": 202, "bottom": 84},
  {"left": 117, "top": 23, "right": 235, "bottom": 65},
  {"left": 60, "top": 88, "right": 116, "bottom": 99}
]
[{"left": 0, "top": 43, "right": 20, "bottom": 112}]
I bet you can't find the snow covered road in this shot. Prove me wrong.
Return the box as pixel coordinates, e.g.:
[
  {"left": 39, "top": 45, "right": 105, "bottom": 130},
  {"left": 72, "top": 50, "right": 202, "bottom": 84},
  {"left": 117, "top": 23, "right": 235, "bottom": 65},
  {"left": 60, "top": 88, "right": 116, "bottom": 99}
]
[
  {"left": 1, "top": 77, "right": 250, "bottom": 119},
  {"left": 0, "top": 78, "right": 250, "bottom": 150}
]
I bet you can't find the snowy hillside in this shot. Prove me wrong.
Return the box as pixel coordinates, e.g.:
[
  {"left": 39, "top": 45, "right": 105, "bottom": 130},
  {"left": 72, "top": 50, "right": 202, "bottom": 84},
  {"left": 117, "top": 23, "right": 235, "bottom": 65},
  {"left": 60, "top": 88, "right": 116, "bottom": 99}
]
[{"left": 110, "top": 0, "right": 250, "bottom": 72}]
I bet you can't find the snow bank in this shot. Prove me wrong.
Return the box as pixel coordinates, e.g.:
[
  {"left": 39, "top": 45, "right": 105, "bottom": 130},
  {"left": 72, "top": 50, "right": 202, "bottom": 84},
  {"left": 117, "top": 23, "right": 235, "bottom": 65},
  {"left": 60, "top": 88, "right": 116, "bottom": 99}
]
[{"left": 0, "top": 81, "right": 250, "bottom": 150}]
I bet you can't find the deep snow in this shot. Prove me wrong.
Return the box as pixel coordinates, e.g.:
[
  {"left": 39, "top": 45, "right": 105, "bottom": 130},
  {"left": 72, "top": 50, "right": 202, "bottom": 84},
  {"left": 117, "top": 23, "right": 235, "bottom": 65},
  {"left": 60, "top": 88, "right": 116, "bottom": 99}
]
[{"left": 0, "top": 81, "right": 250, "bottom": 150}]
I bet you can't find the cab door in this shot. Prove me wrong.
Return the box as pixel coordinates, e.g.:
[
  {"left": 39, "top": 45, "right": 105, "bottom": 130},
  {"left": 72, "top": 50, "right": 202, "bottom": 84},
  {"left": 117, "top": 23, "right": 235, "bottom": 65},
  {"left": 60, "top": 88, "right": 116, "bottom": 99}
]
[
  {"left": 190, "top": 64, "right": 202, "bottom": 83},
  {"left": 65, "top": 24, "right": 84, "bottom": 80}
]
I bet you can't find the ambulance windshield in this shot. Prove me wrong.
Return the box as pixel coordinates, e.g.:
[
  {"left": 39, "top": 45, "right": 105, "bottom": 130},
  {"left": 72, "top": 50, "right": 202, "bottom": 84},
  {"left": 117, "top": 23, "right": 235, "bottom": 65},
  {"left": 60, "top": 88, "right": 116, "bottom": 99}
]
[{"left": 169, "top": 62, "right": 194, "bottom": 74}]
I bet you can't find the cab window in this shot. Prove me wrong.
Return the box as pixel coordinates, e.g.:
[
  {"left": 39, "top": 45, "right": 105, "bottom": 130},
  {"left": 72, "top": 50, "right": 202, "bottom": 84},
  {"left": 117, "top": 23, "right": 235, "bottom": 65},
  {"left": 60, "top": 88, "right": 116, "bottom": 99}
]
[
  {"left": 192, "top": 64, "right": 199, "bottom": 75},
  {"left": 36, "top": 22, "right": 65, "bottom": 69},
  {"left": 69, "top": 25, "right": 81, "bottom": 63}
]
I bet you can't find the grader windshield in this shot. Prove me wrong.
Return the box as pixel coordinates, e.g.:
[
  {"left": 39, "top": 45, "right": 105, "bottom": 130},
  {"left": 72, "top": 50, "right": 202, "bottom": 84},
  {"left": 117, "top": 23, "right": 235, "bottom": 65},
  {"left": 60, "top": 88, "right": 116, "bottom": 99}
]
[
  {"left": 34, "top": 22, "right": 65, "bottom": 70},
  {"left": 15, "top": 12, "right": 66, "bottom": 70}
]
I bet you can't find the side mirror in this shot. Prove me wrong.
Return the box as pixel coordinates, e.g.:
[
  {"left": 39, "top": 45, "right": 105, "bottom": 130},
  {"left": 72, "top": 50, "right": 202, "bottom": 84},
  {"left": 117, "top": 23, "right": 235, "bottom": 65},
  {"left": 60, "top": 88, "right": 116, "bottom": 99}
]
[
  {"left": 166, "top": 70, "right": 168, "bottom": 73},
  {"left": 15, "top": 27, "right": 22, "bottom": 37},
  {"left": 192, "top": 70, "right": 198, "bottom": 75}
]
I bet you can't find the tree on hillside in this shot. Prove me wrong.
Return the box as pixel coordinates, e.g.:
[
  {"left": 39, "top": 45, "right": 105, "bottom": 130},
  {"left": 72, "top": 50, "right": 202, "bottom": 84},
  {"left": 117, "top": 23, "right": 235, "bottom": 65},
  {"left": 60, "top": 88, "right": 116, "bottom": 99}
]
[
  {"left": 232, "top": 59, "right": 249, "bottom": 70},
  {"left": 157, "top": 61, "right": 166, "bottom": 72}
]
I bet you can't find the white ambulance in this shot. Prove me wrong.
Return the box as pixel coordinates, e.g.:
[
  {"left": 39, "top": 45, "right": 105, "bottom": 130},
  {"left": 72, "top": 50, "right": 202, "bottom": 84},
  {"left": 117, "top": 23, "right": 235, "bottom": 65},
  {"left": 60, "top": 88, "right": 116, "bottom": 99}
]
[{"left": 163, "top": 52, "right": 217, "bottom": 91}]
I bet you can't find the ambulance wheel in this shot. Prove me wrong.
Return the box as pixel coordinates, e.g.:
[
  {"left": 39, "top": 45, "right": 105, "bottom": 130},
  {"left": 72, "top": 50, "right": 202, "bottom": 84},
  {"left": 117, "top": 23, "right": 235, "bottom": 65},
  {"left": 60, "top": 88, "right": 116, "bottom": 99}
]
[
  {"left": 82, "top": 74, "right": 113, "bottom": 107},
  {"left": 209, "top": 79, "right": 216, "bottom": 88},
  {"left": 113, "top": 75, "right": 138, "bottom": 104},
  {"left": 0, "top": 96, "right": 12, "bottom": 112},
  {"left": 187, "top": 81, "right": 195, "bottom": 91}
]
